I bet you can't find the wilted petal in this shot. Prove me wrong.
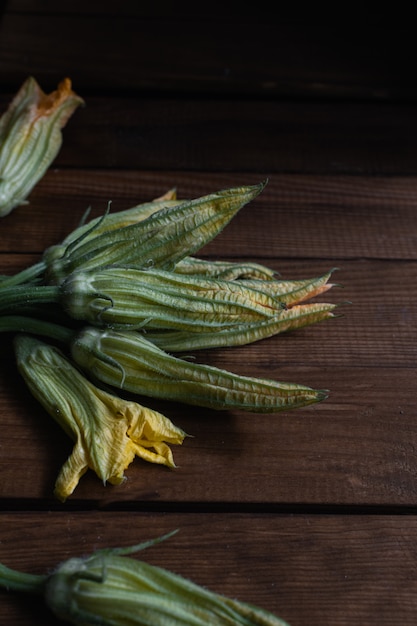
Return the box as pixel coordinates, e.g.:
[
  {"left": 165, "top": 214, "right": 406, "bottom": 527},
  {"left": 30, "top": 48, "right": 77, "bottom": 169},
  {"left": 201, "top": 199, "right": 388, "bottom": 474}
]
[{"left": 14, "top": 334, "right": 186, "bottom": 501}]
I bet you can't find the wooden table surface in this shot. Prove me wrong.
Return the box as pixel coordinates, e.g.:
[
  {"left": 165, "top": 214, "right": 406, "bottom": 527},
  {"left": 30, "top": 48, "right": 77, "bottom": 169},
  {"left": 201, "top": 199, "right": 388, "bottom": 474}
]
[{"left": 1, "top": 4, "right": 417, "bottom": 625}]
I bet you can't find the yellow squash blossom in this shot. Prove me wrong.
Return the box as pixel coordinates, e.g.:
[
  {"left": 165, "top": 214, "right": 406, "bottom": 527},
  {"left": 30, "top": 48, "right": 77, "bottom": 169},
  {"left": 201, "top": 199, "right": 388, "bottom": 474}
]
[
  {"left": 0, "top": 76, "right": 83, "bottom": 217},
  {"left": 14, "top": 334, "right": 187, "bottom": 501}
]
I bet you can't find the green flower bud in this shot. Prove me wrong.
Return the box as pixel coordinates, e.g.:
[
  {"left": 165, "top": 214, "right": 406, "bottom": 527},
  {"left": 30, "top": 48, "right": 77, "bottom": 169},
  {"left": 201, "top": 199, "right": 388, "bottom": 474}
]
[
  {"left": 43, "top": 182, "right": 266, "bottom": 285},
  {"left": 44, "top": 190, "right": 181, "bottom": 267},
  {"left": 0, "top": 76, "right": 83, "bottom": 217},
  {"left": 0, "top": 532, "right": 290, "bottom": 625},
  {"left": 0, "top": 191, "right": 181, "bottom": 288},
  {"left": 60, "top": 267, "right": 285, "bottom": 331},
  {"left": 70, "top": 326, "right": 327, "bottom": 412}
]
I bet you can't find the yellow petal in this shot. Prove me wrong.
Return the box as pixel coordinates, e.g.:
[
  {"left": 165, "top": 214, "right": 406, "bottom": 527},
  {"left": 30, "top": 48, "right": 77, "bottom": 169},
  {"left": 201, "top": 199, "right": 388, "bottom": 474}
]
[
  {"left": 54, "top": 441, "right": 90, "bottom": 502},
  {"left": 14, "top": 335, "right": 187, "bottom": 501}
]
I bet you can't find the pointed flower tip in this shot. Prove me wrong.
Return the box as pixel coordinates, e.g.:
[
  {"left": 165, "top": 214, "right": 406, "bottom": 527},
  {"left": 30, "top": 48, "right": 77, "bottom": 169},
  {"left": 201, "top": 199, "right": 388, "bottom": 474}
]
[
  {"left": 326, "top": 267, "right": 343, "bottom": 290},
  {"left": 153, "top": 187, "right": 177, "bottom": 201},
  {"left": 33, "top": 76, "right": 85, "bottom": 125},
  {"left": 330, "top": 300, "right": 352, "bottom": 319},
  {"left": 253, "top": 178, "right": 268, "bottom": 197}
]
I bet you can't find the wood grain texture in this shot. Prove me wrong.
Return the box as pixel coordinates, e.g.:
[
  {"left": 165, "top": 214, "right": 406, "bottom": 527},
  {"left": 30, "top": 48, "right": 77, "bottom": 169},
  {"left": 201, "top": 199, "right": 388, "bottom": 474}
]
[
  {"left": 1, "top": 512, "right": 417, "bottom": 625},
  {"left": 1, "top": 3, "right": 417, "bottom": 625},
  {"left": 1, "top": 5, "right": 416, "bottom": 100},
  {"left": 2, "top": 94, "right": 417, "bottom": 174},
  {"left": 0, "top": 171, "right": 416, "bottom": 259}
]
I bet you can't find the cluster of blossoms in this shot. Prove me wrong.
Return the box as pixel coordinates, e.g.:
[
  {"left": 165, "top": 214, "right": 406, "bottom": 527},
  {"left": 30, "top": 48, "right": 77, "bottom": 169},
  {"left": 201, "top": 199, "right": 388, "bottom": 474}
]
[
  {"left": 1, "top": 180, "right": 338, "bottom": 501},
  {"left": 0, "top": 79, "right": 339, "bottom": 502},
  {"left": 0, "top": 77, "right": 340, "bottom": 625}
]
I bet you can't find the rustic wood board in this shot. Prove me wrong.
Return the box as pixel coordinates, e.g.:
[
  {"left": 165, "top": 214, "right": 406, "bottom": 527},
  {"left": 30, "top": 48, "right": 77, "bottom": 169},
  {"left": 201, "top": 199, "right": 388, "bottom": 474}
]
[
  {"left": 2, "top": 512, "right": 417, "bottom": 625},
  {"left": 1, "top": 3, "right": 417, "bottom": 625}
]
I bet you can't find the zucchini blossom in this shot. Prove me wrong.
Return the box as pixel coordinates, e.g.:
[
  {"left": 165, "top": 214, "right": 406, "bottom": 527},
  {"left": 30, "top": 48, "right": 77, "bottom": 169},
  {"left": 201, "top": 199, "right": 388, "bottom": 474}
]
[
  {"left": 58, "top": 266, "right": 337, "bottom": 340},
  {"left": 15, "top": 334, "right": 187, "bottom": 501},
  {"left": 43, "top": 183, "right": 265, "bottom": 285},
  {"left": 0, "top": 76, "right": 84, "bottom": 217},
  {"left": 0, "top": 181, "right": 340, "bottom": 501},
  {"left": 60, "top": 267, "right": 287, "bottom": 331},
  {"left": 70, "top": 326, "right": 327, "bottom": 412},
  {"left": 0, "top": 532, "right": 291, "bottom": 625}
]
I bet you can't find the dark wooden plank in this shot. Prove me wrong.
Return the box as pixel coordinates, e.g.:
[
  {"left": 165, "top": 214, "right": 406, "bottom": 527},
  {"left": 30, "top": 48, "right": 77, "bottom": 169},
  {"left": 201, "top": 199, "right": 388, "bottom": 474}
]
[
  {"left": 1, "top": 511, "right": 417, "bottom": 625},
  {"left": 1, "top": 6, "right": 416, "bottom": 626},
  {"left": 2, "top": 93, "right": 417, "bottom": 174},
  {"left": 0, "top": 171, "right": 416, "bottom": 260},
  {"left": 4, "top": 0, "right": 317, "bottom": 17},
  {"left": 1, "top": 316, "right": 416, "bottom": 505},
  {"left": 0, "top": 10, "right": 416, "bottom": 100}
]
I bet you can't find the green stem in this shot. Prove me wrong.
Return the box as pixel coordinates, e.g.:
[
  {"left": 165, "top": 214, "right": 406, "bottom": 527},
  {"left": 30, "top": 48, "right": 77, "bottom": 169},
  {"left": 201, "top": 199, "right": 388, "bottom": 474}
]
[
  {"left": 0, "top": 261, "right": 46, "bottom": 288},
  {"left": 0, "top": 284, "right": 59, "bottom": 314},
  {"left": 0, "top": 562, "right": 46, "bottom": 594},
  {"left": 0, "top": 315, "right": 74, "bottom": 343}
]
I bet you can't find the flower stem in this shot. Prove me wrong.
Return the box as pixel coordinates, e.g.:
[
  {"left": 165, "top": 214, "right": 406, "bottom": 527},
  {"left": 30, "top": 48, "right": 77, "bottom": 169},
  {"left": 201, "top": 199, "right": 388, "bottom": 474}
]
[
  {"left": 0, "top": 315, "right": 74, "bottom": 343},
  {"left": 0, "top": 261, "right": 46, "bottom": 287},
  {"left": 0, "top": 284, "right": 59, "bottom": 314},
  {"left": 0, "top": 562, "right": 46, "bottom": 594}
]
